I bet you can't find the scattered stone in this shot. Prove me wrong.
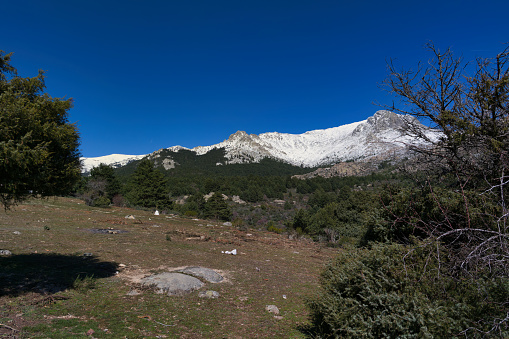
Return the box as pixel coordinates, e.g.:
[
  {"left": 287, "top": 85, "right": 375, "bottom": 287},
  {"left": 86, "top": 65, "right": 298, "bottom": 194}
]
[
  {"left": 118, "top": 263, "right": 127, "bottom": 268},
  {"left": 265, "top": 305, "right": 280, "bottom": 315},
  {"left": 0, "top": 250, "right": 12, "bottom": 256},
  {"left": 154, "top": 210, "right": 160, "bottom": 215},
  {"left": 178, "top": 267, "right": 224, "bottom": 283},
  {"left": 140, "top": 272, "right": 204, "bottom": 295},
  {"left": 126, "top": 289, "right": 141, "bottom": 296},
  {"left": 222, "top": 222, "right": 232, "bottom": 227},
  {"left": 274, "top": 316, "right": 284, "bottom": 320},
  {"left": 82, "top": 253, "right": 93, "bottom": 257},
  {"left": 125, "top": 215, "right": 135, "bottom": 219},
  {"left": 13, "top": 231, "right": 21, "bottom": 235},
  {"left": 221, "top": 249, "right": 237, "bottom": 255},
  {"left": 198, "top": 290, "right": 220, "bottom": 299},
  {"left": 88, "top": 228, "right": 127, "bottom": 234},
  {"left": 86, "top": 328, "right": 95, "bottom": 336}
]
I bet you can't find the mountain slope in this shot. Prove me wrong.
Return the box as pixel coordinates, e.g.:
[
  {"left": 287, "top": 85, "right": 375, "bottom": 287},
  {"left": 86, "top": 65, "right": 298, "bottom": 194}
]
[{"left": 81, "top": 110, "right": 436, "bottom": 173}]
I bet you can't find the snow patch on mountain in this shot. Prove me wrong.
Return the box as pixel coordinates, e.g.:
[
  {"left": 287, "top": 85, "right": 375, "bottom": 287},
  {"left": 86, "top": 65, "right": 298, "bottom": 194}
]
[{"left": 81, "top": 154, "right": 145, "bottom": 173}]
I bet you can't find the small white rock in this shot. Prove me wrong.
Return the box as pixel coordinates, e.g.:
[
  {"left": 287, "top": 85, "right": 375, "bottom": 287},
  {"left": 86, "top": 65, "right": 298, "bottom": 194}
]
[{"left": 265, "top": 305, "right": 280, "bottom": 315}]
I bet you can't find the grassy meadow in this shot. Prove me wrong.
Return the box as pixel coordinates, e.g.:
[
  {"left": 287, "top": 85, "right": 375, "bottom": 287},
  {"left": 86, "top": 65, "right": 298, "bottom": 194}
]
[{"left": 0, "top": 197, "right": 337, "bottom": 338}]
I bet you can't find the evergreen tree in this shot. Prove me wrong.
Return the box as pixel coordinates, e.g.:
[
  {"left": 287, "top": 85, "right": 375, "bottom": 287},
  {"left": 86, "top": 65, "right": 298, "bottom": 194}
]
[
  {"left": 0, "top": 51, "right": 81, "bottom": 209},
  {"left": 203, "top": 192, "right": 231, "bottom": 221},
  {"left": 125, "top": 159, "right": 171, "bottom": 209},
  {"left": 90, "top": 164, "right": 121, "bottom": 200},
  {"left": 81, "top": 164, "right": 122, "bottom": 207}
]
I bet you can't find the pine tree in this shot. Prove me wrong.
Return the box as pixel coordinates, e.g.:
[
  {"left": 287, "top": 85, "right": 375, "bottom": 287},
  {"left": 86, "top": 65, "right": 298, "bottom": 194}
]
[
  {"left": 125, "top": 159, "right": 172, "bottom": 209},
  {"left": 203, "top": 192, "right": 231, "bottom": 221},
  {"left": 90, "top": 164, "right": 121, "bottom": 200},
  {"left": 0, "top": 51, "right": 81, "bottom": 209}
]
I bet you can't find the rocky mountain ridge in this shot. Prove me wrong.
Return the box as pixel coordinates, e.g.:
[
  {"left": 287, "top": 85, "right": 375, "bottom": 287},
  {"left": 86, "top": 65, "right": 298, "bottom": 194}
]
[{"left": 81, "top": 110, "right": 436, "bottom": 173}]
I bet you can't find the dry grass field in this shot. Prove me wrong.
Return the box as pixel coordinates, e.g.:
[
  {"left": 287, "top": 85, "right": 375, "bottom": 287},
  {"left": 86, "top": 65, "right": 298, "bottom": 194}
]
[{"left": 0, "top": 197, "right": 337, "bottom": 338}]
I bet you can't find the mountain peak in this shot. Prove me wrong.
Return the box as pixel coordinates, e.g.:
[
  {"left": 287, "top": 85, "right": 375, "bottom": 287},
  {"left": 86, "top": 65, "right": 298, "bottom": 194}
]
[
  {"left": 227, "top": 130, "right": 249, "bottom": 141},
  {"left": 367, "top": 110, "right": 404, "bottom": 129}
]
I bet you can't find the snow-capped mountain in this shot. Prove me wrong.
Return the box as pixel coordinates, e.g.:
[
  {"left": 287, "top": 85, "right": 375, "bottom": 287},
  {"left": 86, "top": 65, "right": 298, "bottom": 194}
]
[
  {"left": 81, "top": 154, "right": 145, "bottom": 173},
  {"left": 81, "top": 110, "right": 437, "bottom": 173}
]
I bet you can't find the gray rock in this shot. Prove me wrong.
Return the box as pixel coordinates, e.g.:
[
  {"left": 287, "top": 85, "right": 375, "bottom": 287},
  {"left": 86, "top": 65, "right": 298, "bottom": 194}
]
[
  {"left": 198, "top": 290, "right": 220, "bottom": 299},
  {"left": 0, "top": 250, "right": 12, "bottom": 256},
  {"left": 265, "top": 305, "right": 280, "bottom": 315},
  {"left": 126, "top": 289, "right": 141, "bottom": 296},
  {"left": 13, "top": 231, "right": 21, "bottom": 235},
  {"left": 222, "top": 222, "right": 232, "bottom": 227},
  {"left": 141, "top": 272, "right": 204, "bottom": 295},
  {"left": 178, "top": 266, "right": 224, "bottom": 283}
]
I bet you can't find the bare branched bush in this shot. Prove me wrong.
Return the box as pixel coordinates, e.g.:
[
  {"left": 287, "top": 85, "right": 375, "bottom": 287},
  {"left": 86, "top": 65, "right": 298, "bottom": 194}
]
[{"left": 381, "top": 42, "right": 509, "bottom": 335}]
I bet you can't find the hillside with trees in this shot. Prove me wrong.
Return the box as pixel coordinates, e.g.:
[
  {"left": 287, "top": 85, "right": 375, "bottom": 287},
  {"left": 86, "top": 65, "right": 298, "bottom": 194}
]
[{"left": 75, "top": 43, "right": 509, "bottom": 337}]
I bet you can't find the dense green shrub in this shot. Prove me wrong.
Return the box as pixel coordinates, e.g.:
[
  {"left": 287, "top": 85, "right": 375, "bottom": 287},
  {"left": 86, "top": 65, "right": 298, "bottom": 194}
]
[
  {"left": 307, "top": 243, "right": 509, "bottom": 338},
  {"left": 92, "top": 196, "right": 110, "bottom": 208},
  {"left": 361, "top": 184, "right": 501, "bottom": 246}
]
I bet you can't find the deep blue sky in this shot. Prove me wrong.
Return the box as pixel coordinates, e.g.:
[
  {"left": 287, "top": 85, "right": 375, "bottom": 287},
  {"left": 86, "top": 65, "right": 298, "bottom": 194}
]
[{"left": 2, "top": 0, "right": 508, "bottom": 157}]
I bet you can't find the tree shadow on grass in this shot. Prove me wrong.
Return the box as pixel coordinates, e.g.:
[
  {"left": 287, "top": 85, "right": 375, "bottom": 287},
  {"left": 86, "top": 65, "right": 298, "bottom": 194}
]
[{"left": 0, "top": 253, "right": 118, "bottom": 297}]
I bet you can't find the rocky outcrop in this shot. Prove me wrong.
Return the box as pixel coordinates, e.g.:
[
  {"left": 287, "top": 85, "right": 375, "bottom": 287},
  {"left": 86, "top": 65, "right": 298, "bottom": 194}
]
[{"left": 292, "top": 162, "right": 378, "bottom": 179}]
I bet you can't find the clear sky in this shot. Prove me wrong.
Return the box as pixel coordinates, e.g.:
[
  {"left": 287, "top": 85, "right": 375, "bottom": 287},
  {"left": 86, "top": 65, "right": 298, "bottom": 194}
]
[{"left": 2, "top": 0, "right": 508, "bottom": 157}]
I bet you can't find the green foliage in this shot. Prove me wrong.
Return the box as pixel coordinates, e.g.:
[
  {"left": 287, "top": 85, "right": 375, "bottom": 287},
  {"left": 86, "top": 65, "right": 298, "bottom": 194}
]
[
  {"left": 0, "top": 51, "right": 81, "bottom": 209},
  {"left": 116, "top": 148, "right": 314, "bottom": 179},
  {"left": 72, "top": 275, "right": 96, "bottom": 293},
  {"left": 308, "top": 242, "right": 509, "bottom": 338},
  {"left": 361, "top": 183, "right": 501, "bottom": 246},
  {"left": 203, "top": 192, "right": 231, "bottom": 221},
  {"left": 91, "top": 195, "right": 110, "bottom": 208},
  {"left": 90, "top": 163, "right": 121, "bottom": 200},
  {"left": 267, "top": 221, "right": 283, "bottom": 234},
  {"left": 184, "top": 210, "right": 198, "bottom": 217},
  {"left": 81, "top": 164, "right": 122, "bottom": 207},
  {"left": 125, "top": 159, "right": 172, "bottom": 209},
  {"left": 292, "top": 188, "right": 379, "bottom": 243},
  {"left": 292, "top": 209, "right": 309, "bottom": 231}
]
